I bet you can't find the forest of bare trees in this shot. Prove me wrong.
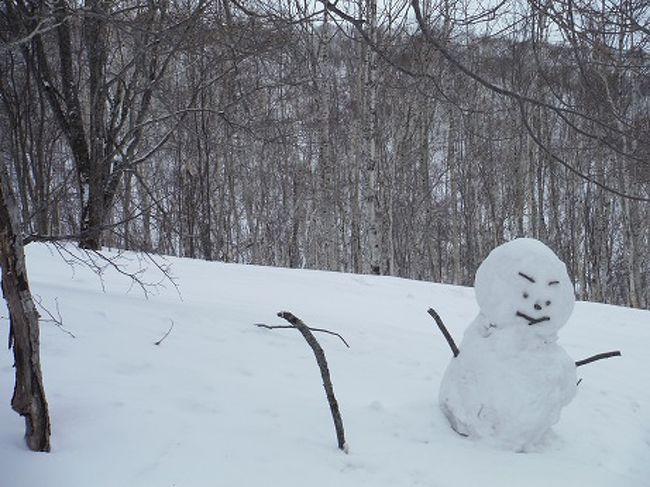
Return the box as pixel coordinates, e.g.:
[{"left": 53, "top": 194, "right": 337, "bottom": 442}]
[{"left": 1, "top": 0, "right": 648, "bottom": 308}]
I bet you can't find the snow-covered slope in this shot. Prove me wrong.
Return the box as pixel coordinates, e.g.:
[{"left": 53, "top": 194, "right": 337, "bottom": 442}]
[{"left": 1, "top": 244, "right": 649, "bottom": 487}]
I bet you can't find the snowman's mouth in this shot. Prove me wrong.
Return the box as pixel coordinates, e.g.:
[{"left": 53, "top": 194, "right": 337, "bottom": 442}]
[{"left": 516, "top": 311, "right": 551, "bottom": 326}]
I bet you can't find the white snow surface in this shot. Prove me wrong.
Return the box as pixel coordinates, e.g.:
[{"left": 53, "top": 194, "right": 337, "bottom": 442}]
[
  {"left": 440, "top": 239, "right": 579, "bottom": 451},
  {"left": 0, "top": 243, "right": 649, "bottom": 487}
]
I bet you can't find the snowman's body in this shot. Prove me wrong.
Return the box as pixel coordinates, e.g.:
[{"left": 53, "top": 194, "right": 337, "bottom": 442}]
[{"left": 439, "top": 238, "right": 577, "bottom": 451}]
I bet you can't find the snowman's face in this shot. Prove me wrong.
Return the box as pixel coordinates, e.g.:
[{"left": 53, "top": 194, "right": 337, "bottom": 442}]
[{"left": 474, "top": 239, "right": 575, "bottom": 336}]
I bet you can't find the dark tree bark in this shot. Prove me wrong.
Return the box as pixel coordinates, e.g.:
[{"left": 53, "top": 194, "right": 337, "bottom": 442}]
[{"left": 0, "top": 169, "right": 51, "bottom": 452}]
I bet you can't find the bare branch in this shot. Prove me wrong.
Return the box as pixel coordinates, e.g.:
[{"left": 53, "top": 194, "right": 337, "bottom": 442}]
[
  {"left": 427, "top": 307, "right": 460, "bottom": 358},
  {"left": 518, "top": 101, "right": 650, "bottom": 202},
  {"left": 23, "top": 202, "right": 160, "bottom": 246},
  {"left": 576, "top": 350, "right": 622, "bottom": 367},
  {"left": 228, "top": 0, "right": 326, "bottom": 26},
  {"left": 274, "top": 311, "right": 348, "bottom": 452},
  {"left": 33, "top": 295, "right": 76, "bottom": 339},
  {"left": 0, "top": 16, "right": 68, "bottom": 53},
  {"left": 154, "top": 319, "right": 174, "bottom": 346},
  {"left": 254, "top": 322, "right": 350, "bottom": 348},
  {"left": 49, "top": 243, "right": 175, "bottom": 299}
]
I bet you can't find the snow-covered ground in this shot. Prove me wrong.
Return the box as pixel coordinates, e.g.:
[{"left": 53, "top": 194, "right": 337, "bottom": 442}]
[{"left": 1, "top": 244, "right": 649, "bottom": 487}]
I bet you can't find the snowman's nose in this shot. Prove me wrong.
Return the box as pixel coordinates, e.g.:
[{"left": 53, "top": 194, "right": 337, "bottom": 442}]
[{"left": 534, "top": 303, "right": 542, "bottom": 311}]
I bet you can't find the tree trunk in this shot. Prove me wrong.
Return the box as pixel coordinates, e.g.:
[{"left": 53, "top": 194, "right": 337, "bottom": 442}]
[
  {"left": 0, "top": 169, "right": 51, "bottom": 452},
  {"left": 79, "top": 200, "right": 105, "bottom": 250},
  {"left": 363, "top": 0, "right": 380, "bottom": 275},
  {"left": 316, "top": 8, "right": 337, "bottom": 270}
]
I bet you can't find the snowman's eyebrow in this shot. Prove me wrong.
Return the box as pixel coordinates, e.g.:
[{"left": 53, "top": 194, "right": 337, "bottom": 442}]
[
  {"left": 548, "top": 280, "right": 560, "bottom": 286},
  {"left": 518, "top": 272, "right": 536, "bottom": 283}
]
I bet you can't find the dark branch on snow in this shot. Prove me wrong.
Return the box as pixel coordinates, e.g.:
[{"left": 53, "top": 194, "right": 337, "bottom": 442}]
[
  {"left": 33, "top": 295, "right": 76, "bottom": 339},
  {"left": 254, "top": 322, "right": 350, "bottom": 348},
  {"left": 154, "top": 319, "right": 174, "bottom": 346},
  {"left": 575, "top": 351, "right": 621, "bottom": 367},
  {"left": 270, "top": 311, "right": 348, "bottom": 452},
  {"left": 427, "top": 307, "right": 460, "bottom": 358}
]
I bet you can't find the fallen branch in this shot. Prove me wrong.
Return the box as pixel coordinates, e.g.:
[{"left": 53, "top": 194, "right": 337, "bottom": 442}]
[
  {"left": 154, "top": 320, "right": 174, "bottom": 346},
  {"left": 254, "top": 323, "right": 350, "bottom": 348},
  {"left": 575, "top": 350, "right": 621, "bottom": 367},
  {"left": 275, "top": 311, "right": 348, "bottom": 453},
  {"left": 427, "top": 308, "right": 460, "bottom": 358}
]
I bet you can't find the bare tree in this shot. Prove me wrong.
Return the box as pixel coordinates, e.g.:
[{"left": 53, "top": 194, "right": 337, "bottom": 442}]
[
  {"left": 1, "top": 0, "right": 647, "bottom": 309},
  {"left": 3, "top": 0, "right": 205, "bottom": 249}
]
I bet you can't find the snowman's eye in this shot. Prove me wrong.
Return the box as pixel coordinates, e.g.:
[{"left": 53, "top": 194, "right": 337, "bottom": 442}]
[
  {"left": 523, "top": 292, "right": 529, "bottom": 299},
  {"left": 518, "top": 272, "right": 536, "bottom": 283},
  {"left": 546, "top": 300, "right": 551, "bottom": 306}
]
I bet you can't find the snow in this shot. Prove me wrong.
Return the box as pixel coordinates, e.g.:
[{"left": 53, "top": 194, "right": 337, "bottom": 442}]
[
  {"left": 474, "top": 238, "right": 575, "bottom": 338},
  {"left": 1, "top": 243, "right": 649, "bottom": 487},
  {"left": 439, "top": 239, "right": 578, "bottom": 451}
]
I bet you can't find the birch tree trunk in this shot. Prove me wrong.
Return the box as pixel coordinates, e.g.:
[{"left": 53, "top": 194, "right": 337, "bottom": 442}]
[
  {"left": 0, "top": 168, "right": 51, "bottom": 452},
  {"left": 363, "top": 0, "right": 380, "bottom": 275},
  {"left": 316, "top": 7, "right": 338, "bottom": 270}
]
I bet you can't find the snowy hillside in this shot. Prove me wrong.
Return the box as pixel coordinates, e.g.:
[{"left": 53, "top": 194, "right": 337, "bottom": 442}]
[{"left": 1, "top": 244, "right": 649, "bottom": 487}]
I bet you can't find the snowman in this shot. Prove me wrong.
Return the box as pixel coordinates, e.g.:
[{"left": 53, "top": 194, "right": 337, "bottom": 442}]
[{"left": 438, "top": 238, "right": 578, "bottom": 451}]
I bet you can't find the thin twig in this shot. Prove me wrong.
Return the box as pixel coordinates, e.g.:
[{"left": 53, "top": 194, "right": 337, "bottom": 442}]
[
  {"left": 575, "top": 351, "right": 621, "bottom": 367},
  {"left": 143, "top": 252, "right": 182, "bottom": 301},
  {"left": 274, "top": 311, "right": 348, "bottom": 453},
  {"left": 50, "top": 243, "right": 174, "bottom": 299},
  {"left": 154, "top": 319, "right": 174, "bottom": 346},
  {"left": 254, "top": 322, "right": 350, "bottom": 348},
  {"left": 88, "top": 249, "right": 153, "bottom": 298},
  {"left": 33, "top": 295, "right": 76, "bottom": 339},
  {"left": 427, "top": 308, "right": 460, "bottom": 358}
]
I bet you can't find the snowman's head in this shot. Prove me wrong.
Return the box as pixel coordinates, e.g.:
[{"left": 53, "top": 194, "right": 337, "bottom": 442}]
[{"left": 474, "top": 238, "right": 575, "bottom": 337}]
